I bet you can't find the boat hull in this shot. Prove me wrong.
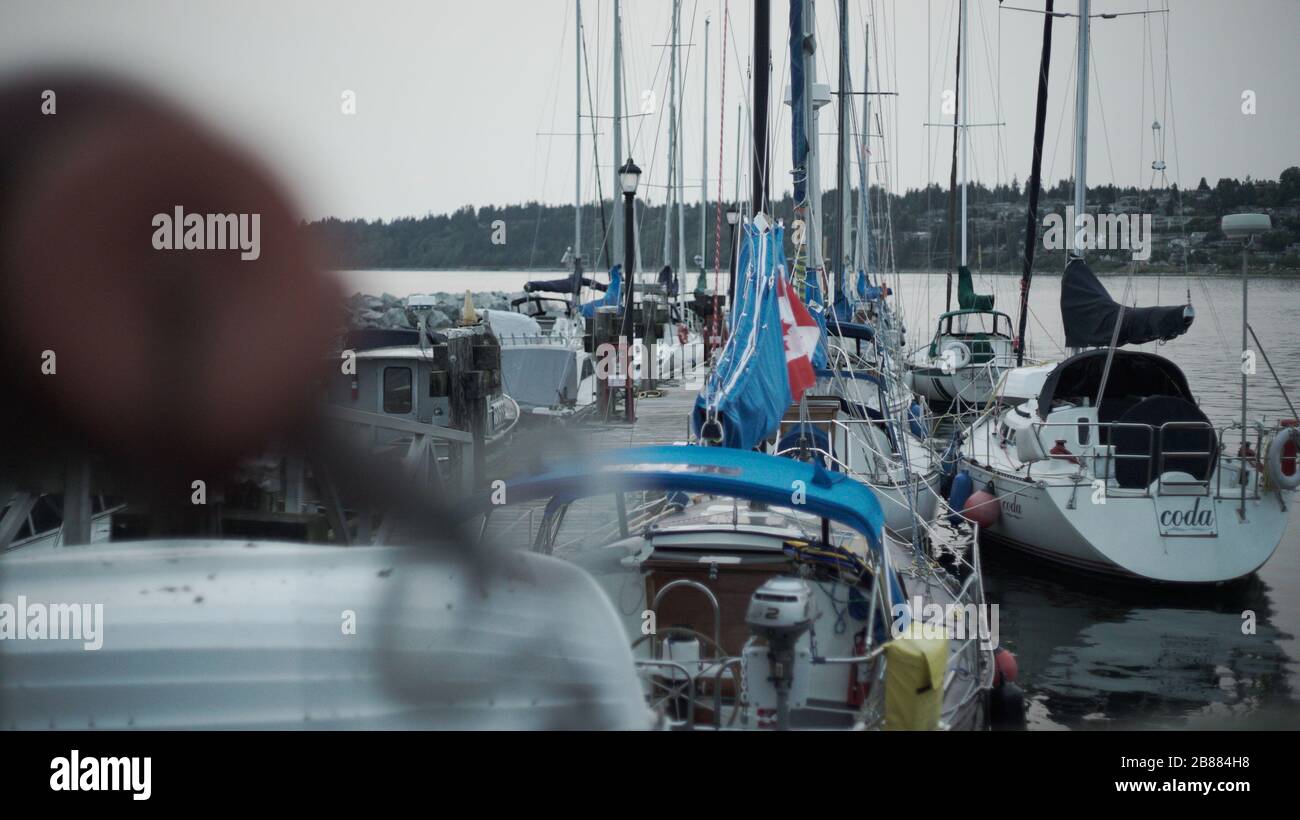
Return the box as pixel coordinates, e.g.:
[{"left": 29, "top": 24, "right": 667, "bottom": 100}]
[
  {"left": 963, "top": 461, "right": 1288, "bottom": 583},
  {"left": 874, "top": 469, "right": 942, "bottom": 537},
  {"left": 908, "top": 363, "right": 998, "bottom": 408}
]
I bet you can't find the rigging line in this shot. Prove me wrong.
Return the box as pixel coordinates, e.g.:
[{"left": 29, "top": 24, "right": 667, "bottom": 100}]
[
  {"left": 1138, "top": 0, "right": 1149, "bottom": 185},
  {"left": 1089, "top": 47, "right": 1120, "bottom": 211},
  {"left": 724, "top": 5, "right": 754, "bottom": 153},
  {"left": 1026, "top": 301, "right": 1066, "bottom": 355},
  {"left": 676, "top": 0, "right": 702, "bottom": 269},
  {"left": 761, "top": 4, "right": 791, "bottom": 216},
  {"left": 1156, "top": 1, "right": 1228, "bottom": 360},
  {"left": 869, "top": 5, "right": 901, "bottom": 286},
  {"left": 1041, "top": 39, "right": 1076, "bottom": 220},
  {"left": 624, "top": 3, "right": 667, "bottom": 167},
  {"left": 714, "top": 0, "right": 731, "bottom": 297},
  {"left": 580, "top": 10, "right": 613, "bottom": 271},
  {"left": 526, "top": 0, "right": 573, "bottom": 271},
  {"left": 944, "top": 0, "right": 962, "bottom": 309},
  {"left": 973, "top": 0, "right": 1010, "bottom": 291},
  {"left": 707, "top": 3, "right": 755, "bottom": 218},
  {"left": 1157, "top": 0, "right": 1169, "bottom": 170},
  {"left": 623, "top": 10, "right": 673, "bottom": 273},
  {"left": 925, "top": 0, "right": 933, "bottom": 317}
]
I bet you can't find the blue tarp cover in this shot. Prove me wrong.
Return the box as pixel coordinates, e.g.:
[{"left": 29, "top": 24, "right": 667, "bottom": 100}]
[
  {"left": 579, "top": 265, "right": 622, "bottom": 319},
  {"left": 693, "top": 221, "right": 792, "bottom": 451},
  {"left": 789, "top": 0, "right": 809, "bottom": 205},
  {"left": 463, "top": 444, "right": 900, "bottom": 605}
]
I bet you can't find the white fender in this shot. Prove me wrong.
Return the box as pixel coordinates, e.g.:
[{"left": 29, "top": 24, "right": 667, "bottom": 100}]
[{"left": 1266, "top": 426, "right": 1300, "bottom": 490}]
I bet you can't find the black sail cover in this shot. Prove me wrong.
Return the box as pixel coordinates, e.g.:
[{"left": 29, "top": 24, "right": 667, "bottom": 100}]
[
  {"left": 523, "top": 274, "right": 607, "bottom": 294},
  {"left": 1061, "top": 258, "right": 1193, "bottom": 347}
]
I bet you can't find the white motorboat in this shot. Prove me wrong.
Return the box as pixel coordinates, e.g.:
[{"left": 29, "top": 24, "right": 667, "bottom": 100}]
[
  {"left": 0, "top": 538, "right": 653, "bottom": 729},
  {"left": 480, "top": 307, "right": 599, "bottom": 423}
]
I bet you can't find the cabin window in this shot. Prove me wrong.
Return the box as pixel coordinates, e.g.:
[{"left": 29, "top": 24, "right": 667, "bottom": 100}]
[
  {"left": 383, "top": 366, "right": 413, "bottom": 414},
  {"left": 1077, "top": 417, "right": 1091, "bottom": 445}
]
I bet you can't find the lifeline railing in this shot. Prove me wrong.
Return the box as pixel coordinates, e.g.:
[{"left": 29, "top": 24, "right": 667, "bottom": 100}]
[
  {"left": 984, "top": 417, "right": 1269, "bottom": 501},
  {"left": 619, "top": 509, "right": 989, "bottom": 729},
  {"left": 772, "top": 416, "right": 937, "bottom": 487}
]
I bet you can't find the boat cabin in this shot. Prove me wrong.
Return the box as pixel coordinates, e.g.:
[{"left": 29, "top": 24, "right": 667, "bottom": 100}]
[
  {"left": 996, "top": 350, "right": 1217, "bottom": 490},
  {"left": 327, "top": 327, "right": 516, "bottom": 447},
  {"left": 927, "top": 309, "right": 1015, "bottom": 365}
]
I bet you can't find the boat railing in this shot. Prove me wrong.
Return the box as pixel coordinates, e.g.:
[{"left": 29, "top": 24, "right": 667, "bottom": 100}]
[
  {"left": 626, "top": 515, "right": 987, "bottom": 729},
  {"left": 323, "top": 405, "right": 478, "bottom": 496},
  {"left": 652, "top": 580, "right": 722, "bottom": 655},
  {"left": 772, "top": 428, "right": 898, "bottom": 485},
  {"left": 834, "top": 416, "right": 936, "bottom": 473},
  {"left": 1015, "top": 418, "right": 1265, "bottom": 501},
  {"left": 495, "top": 331, "right": 581, "bottom": 348}
]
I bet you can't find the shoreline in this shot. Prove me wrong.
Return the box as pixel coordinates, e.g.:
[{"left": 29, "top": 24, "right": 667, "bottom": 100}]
[{"left": 334, "top": 266, "right": 1300, "bottom": 277}]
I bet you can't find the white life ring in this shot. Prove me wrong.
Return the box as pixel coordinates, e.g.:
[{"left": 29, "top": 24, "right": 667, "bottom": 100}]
[
  {"left": 939, "top": 340, "right": 972, "bottom": 373},
  {"left": 1266, "top": 426, "right": 1300, "bottom": 490}
]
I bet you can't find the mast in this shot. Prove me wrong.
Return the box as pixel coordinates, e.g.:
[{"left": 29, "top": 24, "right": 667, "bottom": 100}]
[
  {"left": 1015, "top": 0, "right": 1055, "bottom": 366},
  {"left": 943, "top": 0, "right": 962, "bottom": 311},
  {"left": 664, "top": 0, "right": 680, "bottom": 270},
  {"left": 834, "top": 0, "right": 850, "bottom": 302},
  {"left": 752, "top": 0, "right": 771, "bottom": 215},
  {"left": 1071, "top": 0, "right": 1091, "bottom": 255},
  {"left": 612, "top": 0, "right": 624, "bottom": 266},
  {"left": 701, "top": 14, "right": 710, "bottom": 281},
  {"left": 675, "top": 0, "right": 686, "bottom": 286},
  {"left": 572, "top": 0, "right": 584, "bottom": 312},
  {"left": 855, "top": 22, "right": 870, "bottom": 276},
  {"left": 959, "top": 0, "right": 969, "bottom": 268},
  {"left": 802, "top": 0, "right": 824, "bottom": 279}
]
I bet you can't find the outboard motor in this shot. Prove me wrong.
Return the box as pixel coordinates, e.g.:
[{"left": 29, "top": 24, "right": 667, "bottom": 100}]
[{"left": 744, "top": 577, "right": 818, "bottom": 730}]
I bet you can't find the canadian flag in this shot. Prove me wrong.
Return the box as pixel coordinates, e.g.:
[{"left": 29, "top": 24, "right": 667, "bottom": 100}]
[{"left": 776, "top": 270, "right": 819, "bottom": 402}]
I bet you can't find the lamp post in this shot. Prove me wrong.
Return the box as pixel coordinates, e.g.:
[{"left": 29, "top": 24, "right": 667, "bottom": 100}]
[{"left": 620, "top": 157, "right": 642, "bottom": 422}]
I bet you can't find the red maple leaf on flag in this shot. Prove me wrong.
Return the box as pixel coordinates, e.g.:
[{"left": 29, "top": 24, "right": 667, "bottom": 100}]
[{"left": 776, "top": 270, "right": 818, "bottom": 402}]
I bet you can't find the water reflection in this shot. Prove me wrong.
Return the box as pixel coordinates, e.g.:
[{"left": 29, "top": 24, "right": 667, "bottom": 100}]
[{"left": 983, "top": 545, "right": 1298, "bottom": 729}]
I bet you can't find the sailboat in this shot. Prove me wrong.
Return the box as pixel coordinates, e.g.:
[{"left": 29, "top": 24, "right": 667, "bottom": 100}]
[
  {"left": 459, "top": 0, "right": 1017, "bottom": 731},
  {"left": 649, "top": 0, "right": 709, "bottom": 384},
  {"left": 956, "top": 0, "right": 1296, "bottom": 583},
  {"left": 906, "top": 0, "right": 1018, "bottom": 410},
  {"left": 465, "top": 444, "right": 1007, "bottom": 730},
  {"left": 776, "top": 0, "right": 943, "bottom": 537}
]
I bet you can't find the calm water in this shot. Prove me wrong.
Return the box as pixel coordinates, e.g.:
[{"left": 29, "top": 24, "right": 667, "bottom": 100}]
[{"left": 345, "top": 268, "right": 1300, "bottom": 730}]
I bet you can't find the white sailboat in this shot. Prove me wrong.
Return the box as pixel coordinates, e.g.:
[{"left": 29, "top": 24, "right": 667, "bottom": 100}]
[
  {"left": 955, "top": 0, "right": 1297, "bottom": 584},
  {"left": 777, "top": 0, "right": 943, "bottom": 538},
  {"left": 467, "top": 445, "right": 1010, "bottom": 730},
  {"left": 906, "top": 0, "right": 1019, "bottom": 410}
]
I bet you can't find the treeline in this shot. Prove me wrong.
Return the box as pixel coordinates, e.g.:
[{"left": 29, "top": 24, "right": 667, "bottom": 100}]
[{"left": 303, "top": 168, "right": 1300, "bottom": 273}]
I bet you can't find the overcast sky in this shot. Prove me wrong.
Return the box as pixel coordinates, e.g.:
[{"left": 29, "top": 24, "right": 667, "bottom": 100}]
[{"left": 2, "top": 0, "right": 1296, "bottom": 221}]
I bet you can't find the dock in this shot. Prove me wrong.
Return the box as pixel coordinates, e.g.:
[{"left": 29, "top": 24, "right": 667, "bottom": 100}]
[{"left": 499, "top": 363, "right": 710, "bottom": 479}]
